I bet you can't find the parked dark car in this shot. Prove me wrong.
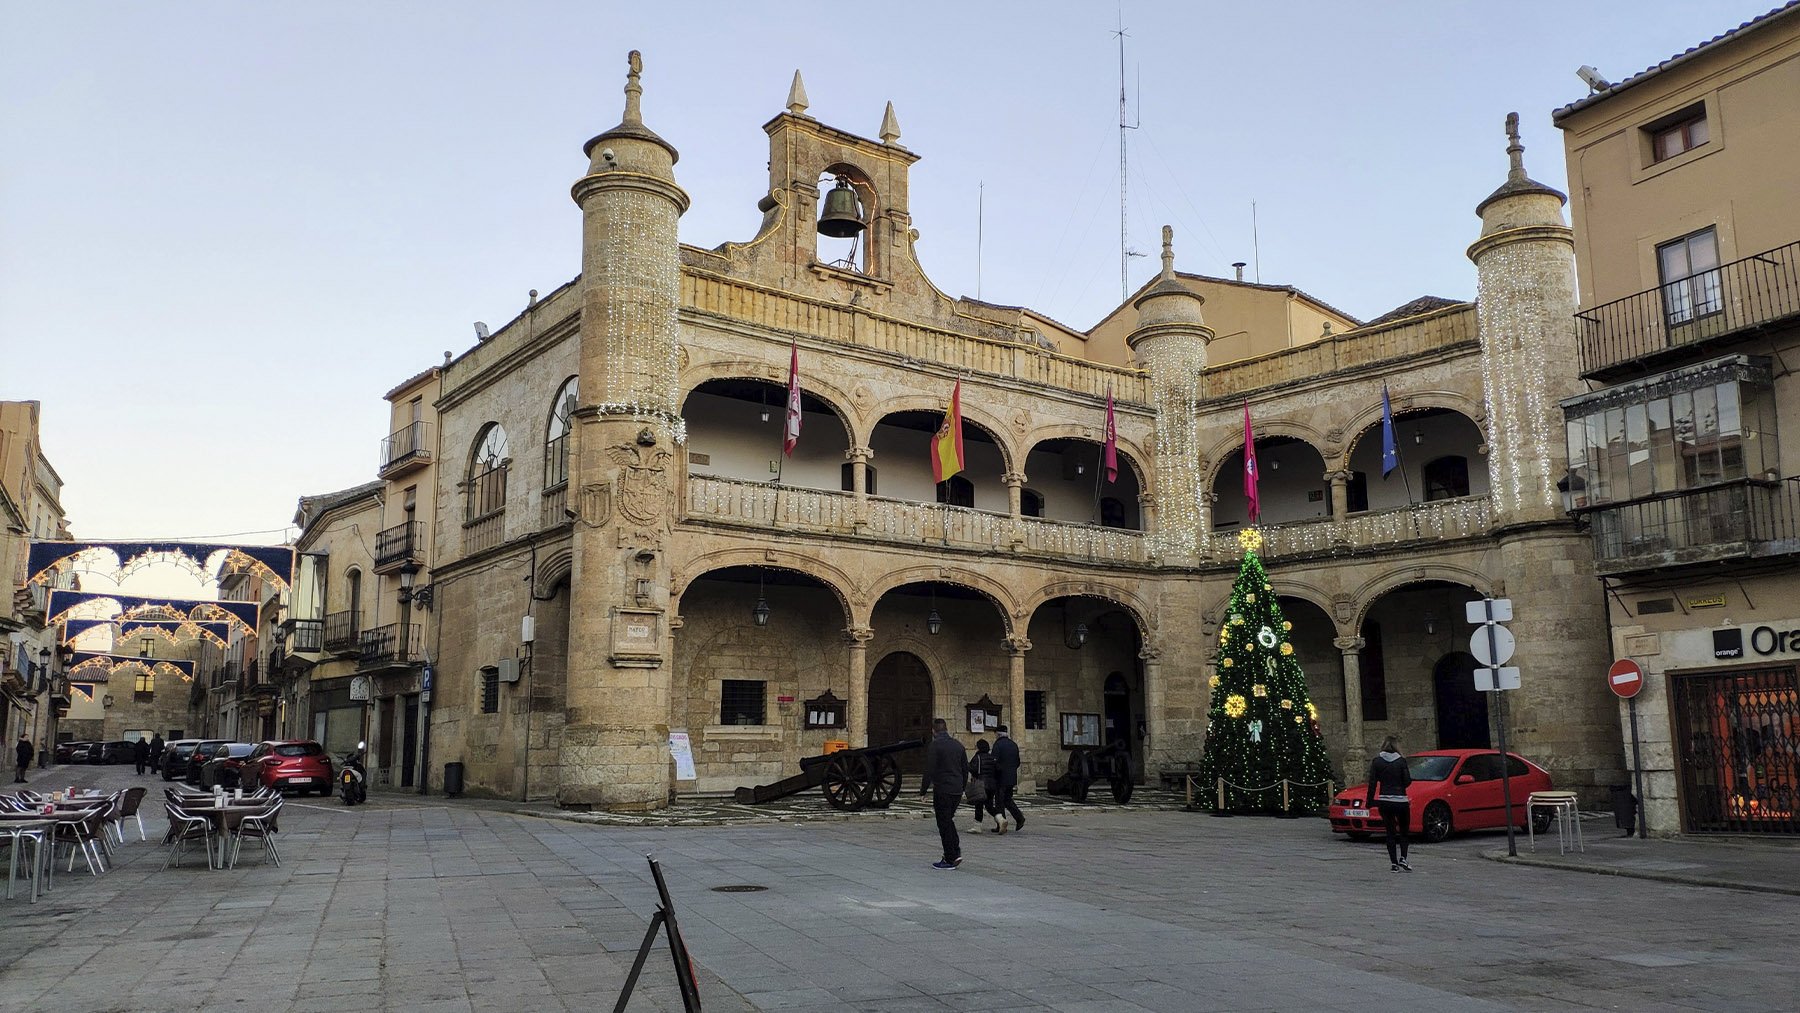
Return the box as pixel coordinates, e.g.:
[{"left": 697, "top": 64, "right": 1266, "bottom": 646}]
[
  {"left": 54, "top": 741, "right": 88, "bottom": 764},
  {"left": 197, "top": 743, "right": 257, "bottom": 789},
  {"left": 183, "top": 740, "right": 232, "bottom": 784},
  {"left": 99, "top": 740, "right": 138, "bottom": 764},
  {"left": 160, "top": 739, "right": 204, "bottom": 781},
  {"left": 245, "top": 740, "right": 334, "bottom": 796}
]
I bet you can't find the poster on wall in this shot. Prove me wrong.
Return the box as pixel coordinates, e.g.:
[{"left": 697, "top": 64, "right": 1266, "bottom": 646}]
[{"left": 668, "top": 730, "right": 697, "bottom": 781}]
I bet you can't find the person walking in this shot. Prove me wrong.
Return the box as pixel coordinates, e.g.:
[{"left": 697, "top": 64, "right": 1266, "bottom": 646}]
[
  {"left": 149, "top": 732, "right": 165, "bottom": 774},
  {"left": 991, "top": 725, "right": 1024, "bottom": 834},
  {"left": 14, "top": 733, "right": 33, "bottom": 783},
  {"left": 133, "top": 736, "right": 150, "bottom": 775},
  {"left": 1368, "top": 735, "right": 1413, "bottom": 872},
  {"left": 968, "top": 739, "right": 1000, "bottom": 833},
  {"left": 919, "top": 718, "right": 967, "bottom": 870}
]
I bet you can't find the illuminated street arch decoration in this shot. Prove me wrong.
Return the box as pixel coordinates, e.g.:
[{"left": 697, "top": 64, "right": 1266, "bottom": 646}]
[
  {"left": 67, "top": 653, "right": 197, "bottom": 682},
  {"left": 47, "top": 589, "right": 259, "bottom": 634},
  {"left": 62, "top": 617, "right": 232, "bottom": 650},
  {"left": 26, "top": 540, "right": 295, "bottom": 591}
]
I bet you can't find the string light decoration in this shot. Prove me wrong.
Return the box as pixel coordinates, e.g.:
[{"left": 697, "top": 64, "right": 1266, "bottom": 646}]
[
  {"left": 1197, "top": 528, "right": 1333, "bottom": 814},
  {"left": 1136, "top": 337, "right": 1208, "bottom": 561},
  {"left": 589, "top": 187, "right": 687, "bottom": 445},
  {"left": 1475, "top": 242, "right": 1572, "bottom": 518}
]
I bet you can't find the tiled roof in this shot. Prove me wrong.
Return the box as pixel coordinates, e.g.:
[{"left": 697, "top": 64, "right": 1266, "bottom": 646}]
[
  {"left": 1363, "top": 296, "right": 1465, "bottom": 328},
  {"left": 1553, "top": 2, "right": 1800, "bottom": 121},
  {"left": 292, "top": 480, "right": 383, "bottom": 531}
]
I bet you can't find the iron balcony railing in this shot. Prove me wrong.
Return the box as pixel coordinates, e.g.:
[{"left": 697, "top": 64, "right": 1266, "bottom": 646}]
[
  {"left": 1582, "top": 477, "right": 1800, "bottom": 575},
  {"left": 378, "top": 420, "right": 435, "bottom": 476},
  {"left": 289, "top": 618, "right": 323, "bottom": 654},
  {"left": 214, "top": 662, "right": 240, "bottom": 688},
  {"left": 1577, "top": 240, "right": 1800, "bottom": 378},
  {"left": 358, "top": 623, "right": 424, "bottom": 670},
  {"left": 375, "top": 521, "right": 424, "bottom": 570},
  {"left": 322, "top": 611, "right": 361, "bottom": 654}
]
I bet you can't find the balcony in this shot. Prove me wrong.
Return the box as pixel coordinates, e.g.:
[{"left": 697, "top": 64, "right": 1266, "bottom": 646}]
[
  {"left": 378, "top": 420, "right": 435, "bottom": 478},
  {"left": 322, "top": 611, "right": 361, "bottom": 654},
  {"left": 213, "top": 662, "right": 240, "bottom": 689},
  {"left": 358, "top": 623, "right": 424, "bottom": 671},
  {"left": 374, "top": 521, "right": 425, "bottom": 573},
  {"left": 1230, "top": 496, "right": 1495, "bottom": 563},
  {"left": 1578, "top": 241, "right": 1800, "bottom": 380},
  {"left": 1582, "top": 478, "right": 1800, "bottom": 576},
  {"left": 288, "top": 618, "right": 323, "bottom": 654}
]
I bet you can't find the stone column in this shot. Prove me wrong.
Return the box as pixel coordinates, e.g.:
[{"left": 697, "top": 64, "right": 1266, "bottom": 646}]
[
  {"left": 846, "top": 447, "right": 871, "bottom": 497},
  {"left": 1327, "top": 470, "right": 1349, "bottom": 519},
  {"left": 1334, "top": 635, "right": 1367, "bottom": 774},
  {"left": 1140, "top": 643, "right": 1165, "bottom": 772},
  {"left": 846, "top": 625, "right": 872, "bottom": 748},
  {"left": 1003, "top": 472, "right": 1025, "bottom": 517},
  {"left": 1005, "top": 634, "right": 1030, "bottom": 785}
]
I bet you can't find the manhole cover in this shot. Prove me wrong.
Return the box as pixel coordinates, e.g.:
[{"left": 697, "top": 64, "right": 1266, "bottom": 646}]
[{"left": 710, "top": 884, "right": 767, "bottom": 893}]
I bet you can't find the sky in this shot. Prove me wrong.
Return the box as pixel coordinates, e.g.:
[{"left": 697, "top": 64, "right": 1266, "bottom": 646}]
[{"left": 1, "top": 1, "right": 1776, "bottom": 544}]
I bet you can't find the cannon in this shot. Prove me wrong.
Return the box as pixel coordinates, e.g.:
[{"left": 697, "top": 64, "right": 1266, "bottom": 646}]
[
  {"left": 1047, "top": 741, "right": 1134, "bottom": 804},
  {"left": 733, "top": 739, "right": 924, "bottom": 811}
]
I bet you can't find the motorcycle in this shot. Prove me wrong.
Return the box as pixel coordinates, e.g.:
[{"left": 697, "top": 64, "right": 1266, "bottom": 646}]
[{"left": 340, "top": 741, "right": 367, "bottom": 806}]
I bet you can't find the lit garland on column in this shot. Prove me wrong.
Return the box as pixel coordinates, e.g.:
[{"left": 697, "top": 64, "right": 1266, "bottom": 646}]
[
  {"left": 591, "top": 188, "right": 687, "bottom": 444},
  {"left": 1136, "top": 339, "right": 1207, "bottom": 561},
  {"left": 1475, "top": 240, "right": 1574, "bottom": 517},
  {"left": 1197, "top": 528, "right": 1334, "bottom": 813}
]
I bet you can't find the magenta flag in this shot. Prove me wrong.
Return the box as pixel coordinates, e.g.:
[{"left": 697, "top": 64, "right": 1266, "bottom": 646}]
[
  {"left": 1242, "top": 401, "right": 1260, "bottom": 523},
  {"left": 1102, "top": 387, "right": 1118, "bottom": 484}
]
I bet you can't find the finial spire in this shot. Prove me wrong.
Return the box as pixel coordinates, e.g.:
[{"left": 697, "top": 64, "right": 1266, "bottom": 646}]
[
  {"left": 879, "top": 102, "right": 902, "bottom": 145},
  {"left": 787, "top": 71, "right": 809, "bottom": 116},
  {"left": 1505, "top": 111, "right": 1525, "bottom": 181},
  {"left": 621, "top": 50, "right": 644, "bottom": 126},
  {"left": 1160, "top": 225, "right": 1176, "bottom": 280}
]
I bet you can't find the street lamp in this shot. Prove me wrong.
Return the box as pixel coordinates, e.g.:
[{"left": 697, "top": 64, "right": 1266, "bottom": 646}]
[
  {"left": 751, "top": 569, "right": 771, "bottom": 628},
  {"left": 926, "top": 586, "right": 942, "bottom": 636}
]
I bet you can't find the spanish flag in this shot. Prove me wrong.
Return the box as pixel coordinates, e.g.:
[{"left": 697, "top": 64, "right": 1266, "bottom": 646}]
[{"left": 932, "top": 379, "right": 965, "bottom": 483}]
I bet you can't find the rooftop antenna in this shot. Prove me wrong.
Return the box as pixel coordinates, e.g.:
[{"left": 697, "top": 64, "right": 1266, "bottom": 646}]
[
  {"left": 1251, "top": 201, "right": 1261, "bottom": 283},
  {"left": 1113, "top": 9, "right": 1140, "bottom": 302},
  {"left": 977, "top": 180, "right": 984, "bottom": 300}
]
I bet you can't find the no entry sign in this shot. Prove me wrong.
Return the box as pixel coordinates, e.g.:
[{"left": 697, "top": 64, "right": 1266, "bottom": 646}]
[{"left": 1608, "top": 659, "right": 1645, "bottom": 699}]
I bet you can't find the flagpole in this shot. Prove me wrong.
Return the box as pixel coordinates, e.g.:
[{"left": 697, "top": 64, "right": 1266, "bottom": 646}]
[{"left": 1090, "top": 442, "right": 1105, "bottom": 525}]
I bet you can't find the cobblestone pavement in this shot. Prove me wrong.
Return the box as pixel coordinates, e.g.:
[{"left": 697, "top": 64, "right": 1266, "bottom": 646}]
[{"left": 3, "top": 765, "right": 1795, "bottom": 1012}]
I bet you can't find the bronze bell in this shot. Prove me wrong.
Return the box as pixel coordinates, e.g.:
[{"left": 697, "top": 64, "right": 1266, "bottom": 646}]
[{"left": 817, "top": 178, "right": 865, "bottom": 238}]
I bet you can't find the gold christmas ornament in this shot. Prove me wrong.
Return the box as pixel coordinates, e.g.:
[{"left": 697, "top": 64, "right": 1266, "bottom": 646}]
[
  {"left": 1280, "top": 643, "right": 1295, "bottom": 656},
  {"left": 1252, "top": 683, "right": 1268, "bottom": 698},
  {"left": 1222, "top": 657, "right": 1235, "bottom": 668},
  {"left": 1280, "top": 699, "right": 1293, "bottom": 710},
  {"left": 1237, "top": 528, "right": 1264, "bottom": 552},
  {"left": 1224, "top": 694, "right": 1247, "bottom": 718}
]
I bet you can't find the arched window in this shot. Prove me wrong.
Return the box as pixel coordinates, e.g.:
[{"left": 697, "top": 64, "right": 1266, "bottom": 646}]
[
  {"left": 1423, "top": 455, "right": 1470, "bottom": 501},
  {"left": 346, "top": 569, "right": 363, "bottom": 628},
  {"left": 468, "top": 423, "right": 510, "bottom": 522},
  {"left": 545, "top": 377, "right": 577, "bottom": 490},
  {"left": 1021, "top": 489, "right": 1045, "bottom": 518}
]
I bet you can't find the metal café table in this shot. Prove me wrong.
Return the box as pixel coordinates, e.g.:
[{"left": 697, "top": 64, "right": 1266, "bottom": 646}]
[
  {"left": 0, "top": 813, "right": 85, "bottom": 897},
  {"left": 176, "top": 798, "right": 274, "bottom": 869}
]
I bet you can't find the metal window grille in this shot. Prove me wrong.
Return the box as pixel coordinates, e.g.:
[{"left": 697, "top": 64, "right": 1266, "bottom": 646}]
[
  {"left": 1025, "top": 690, "right": 1047, "bottom": 730},
  {"left": 720, "top": 680, "right": 766, "bottom": 726},
  {"left": 481, "top": 668, "right": 500, "bottom": 714},
  {"left": 1671, "top": 665, "right": 1798, "bottom": 834}
]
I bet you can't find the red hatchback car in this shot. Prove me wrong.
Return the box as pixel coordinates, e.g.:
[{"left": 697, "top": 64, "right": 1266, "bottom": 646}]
[
  {"left": 1329, "top": 749, "right": 1554, "bottom": 843},
  {"left": 245, "top": 740, "right": 335, "bottom": 796}
]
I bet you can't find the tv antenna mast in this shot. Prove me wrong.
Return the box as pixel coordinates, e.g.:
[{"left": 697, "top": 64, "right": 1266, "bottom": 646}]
[{"left": 1113, "top": 13, "right": 1141, "bottom": 303}]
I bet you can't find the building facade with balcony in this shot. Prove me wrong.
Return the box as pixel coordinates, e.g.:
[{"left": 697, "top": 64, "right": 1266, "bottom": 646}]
[
  {"left": 282, "top": 482, "right": 383, "bottom": 757},
  {"left": 0, "top": 400, "right": 74, "bottom": 754},
  {"left": 387, "top": 56, "right": 1625, "bottom": 810},
  {"left": 1555, "top": 2, "right": 1800, "bottom": 834}
]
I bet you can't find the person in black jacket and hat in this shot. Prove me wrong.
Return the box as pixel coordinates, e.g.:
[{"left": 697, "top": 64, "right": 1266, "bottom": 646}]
[
  {"left": 14, "top": 733, "right": 34, "bottom": 783},
  {"left": 133, "top": 736, "right": 150, "bottom": 775},
  {"left": 991, "top": 726, "right": 1024, "bottom": 833},
  {"left": 1367, "top": 735, "right": 1413, "bottom": 872},
  {"left": 919, "top": 718, "right": 967, "bottom": 870}
]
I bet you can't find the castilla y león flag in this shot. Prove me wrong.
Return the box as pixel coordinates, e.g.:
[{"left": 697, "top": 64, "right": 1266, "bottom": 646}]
[{"left": 933, "top": 380, "right": 965, "bottom": 483}]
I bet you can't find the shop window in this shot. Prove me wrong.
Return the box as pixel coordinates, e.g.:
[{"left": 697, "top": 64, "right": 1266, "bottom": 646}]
[
  {"left": 1423, "top": 456, "right": 1470, "bottom": 501},
  {"left": 1025, "top": 690, "right": 1047, "bottom": 730},
  {"left": 721, "top": 680, "right": 766, "bottom": 726}
]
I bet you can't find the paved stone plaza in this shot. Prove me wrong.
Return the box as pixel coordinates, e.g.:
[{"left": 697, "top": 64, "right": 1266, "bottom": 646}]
[{"left": 1, "top": 767, "right": 1794, "bottom": 1012}]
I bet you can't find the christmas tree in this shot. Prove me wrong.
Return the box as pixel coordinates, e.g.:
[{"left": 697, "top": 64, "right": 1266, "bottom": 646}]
[{"left": 1197, "top": 528, "right": 1334, "bottom": 814}]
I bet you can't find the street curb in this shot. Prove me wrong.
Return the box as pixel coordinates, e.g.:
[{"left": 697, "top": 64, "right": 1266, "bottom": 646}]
[
  {"left": 509, "top": 806, "right": 936, "bottom": 829},
  {"left": 1482, "top": 850, "right": 1800, "bottom": 897}
]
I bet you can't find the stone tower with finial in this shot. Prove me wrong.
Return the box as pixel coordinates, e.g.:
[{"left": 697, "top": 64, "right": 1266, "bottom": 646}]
[
  {"left": 1128, "top": 226, "right": 1212, "bottom": 565},
  {"left": 1467, "top": 113, "right": 1620, "bottom": 796},
  {"left": 561, "top": 51, "right": 690, "bottom": 811}
]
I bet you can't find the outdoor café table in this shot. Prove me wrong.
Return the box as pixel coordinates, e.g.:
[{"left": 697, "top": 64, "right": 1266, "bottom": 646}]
[
  {"left": 178, "top": 801, "right": 273, "bottom": 869},
  {"left": 2, "top": 809, "right": 101, "bottom": 881},
  {"left": 0, "top": 816, "right": 55, "bottom": 902}
]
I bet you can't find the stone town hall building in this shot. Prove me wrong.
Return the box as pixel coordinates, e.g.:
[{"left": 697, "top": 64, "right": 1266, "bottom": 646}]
[{"left": 285, "top": 54, "right": 1624, "bottom": 810}]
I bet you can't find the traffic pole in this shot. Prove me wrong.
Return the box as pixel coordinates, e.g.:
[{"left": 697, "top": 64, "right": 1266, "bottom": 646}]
[
  {"left": 1628, "top": 696, "right": 1647, "bottom": 839},
  {"left": 1487, "top": 602, "right": 1518, "bottom": 857}
]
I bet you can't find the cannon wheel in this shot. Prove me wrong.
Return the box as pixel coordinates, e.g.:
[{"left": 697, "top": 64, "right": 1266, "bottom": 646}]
[
  {"left": 1067, "top": 751, "right": 1091, "bottom": 803},
  {"left": 866, "top": 754, "right": 902, "bottom": 809},
  {"left": 821, "top": 754, "right": 871, "bottom": 811},
  {"left": 1107, "top": 751, "right": 1134, "bottom": 804}
]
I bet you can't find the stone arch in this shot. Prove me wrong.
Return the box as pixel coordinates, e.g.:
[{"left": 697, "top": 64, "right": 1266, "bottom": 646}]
[
  {"left": 818, "top": 160, "right": 880, "bottom": 274},
  {"left": 673, "top": 548, "right": 857, "bottom": 628},
  {"left": 533, "top": 545, "right": 574, "bottom": 598},
  {"left": 1340, "top": 391, "right": 1486, "bottom": 465},
  {"left": 1200, "top": 418, "right": 1330, "bottom": 488},
  {"left": 679, "top": 360, "right": 857, "bottom": 436},
  {"left": 1200, "top": 576, "right": 1337, "bottom": 636},
  {"left": 869, "top": 635, "right": 961, "bottom": 717},
  {"left": 1021, "top": 423, "right": 1152, "bottom": 491},
  {"left": 1349, "top": 565, "right": 1494, "bottom": 631},
  {"left": 869, "top": 397, "right": 1018, "bottom": 475},
  {"left": 1019, "top": 579, "right": 1153, "bottom": 643},
  {"left": 865, "top": 565, "right": 1019, "bottom": 637}
]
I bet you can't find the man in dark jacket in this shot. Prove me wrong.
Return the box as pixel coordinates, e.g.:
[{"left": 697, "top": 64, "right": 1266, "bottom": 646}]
[
  {"left": 1366, "top": 735, "right": 1413, "bottom": 872},
  {"left": 991, "top": 726, "right": 1025, "bottom": 833},
  {"left": 149, "top": 732, "right": 165, "bottom": 773},
  {"left": 919, "top": 718, "right": 967, "bottom": 870},
  {"left": 14, "top": 733, "right": 34, "bottom": 783},
  {"left": 133, "top": 737, "right": 150, "bottom": 775}
]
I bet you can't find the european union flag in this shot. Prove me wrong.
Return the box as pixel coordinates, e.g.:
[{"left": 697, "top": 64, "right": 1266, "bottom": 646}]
[{"left": 1381, "top": 384, "right": 1399, "bottom": 478}]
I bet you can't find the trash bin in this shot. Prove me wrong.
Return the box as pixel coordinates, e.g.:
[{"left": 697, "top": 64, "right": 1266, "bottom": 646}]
[
  {"left": 1609, "top": 784, "right": 1637, "bottom": 835},
  {"left": 443, "top": 762, "right": 465, "bottom": 798}
]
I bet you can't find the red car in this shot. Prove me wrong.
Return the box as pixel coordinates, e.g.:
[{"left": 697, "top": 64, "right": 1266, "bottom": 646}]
[
  {"left": 1329, "top": 749, "right": 1554, "bottom": 843},
  {"left": 245, "top": 740, "right": 335, "bottom": 796}
]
